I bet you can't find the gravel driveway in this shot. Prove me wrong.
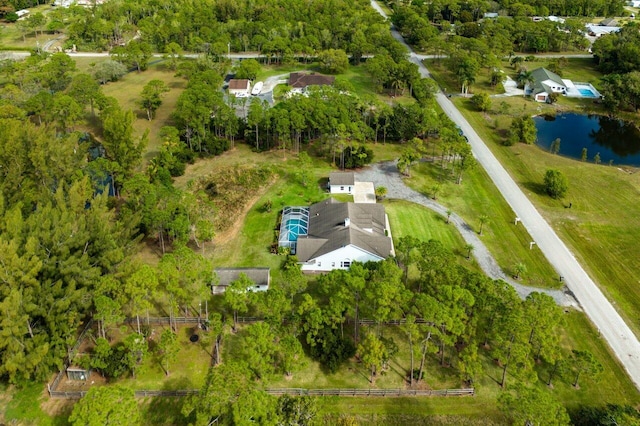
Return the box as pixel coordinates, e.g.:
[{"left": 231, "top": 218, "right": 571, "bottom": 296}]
[{"left": 357, "top": 162, "right": 578, "bottom": 307}]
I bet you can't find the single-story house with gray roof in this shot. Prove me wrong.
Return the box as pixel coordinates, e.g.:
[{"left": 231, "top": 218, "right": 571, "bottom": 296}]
[
  {"left": 292, "top": 198, "right": 394, "bottom": 272},
  {"left": 213, "top": 268, "right": 270, "bottom": 294},
  {"left": 525, "top": 67, "right": 567, "bottom": 102}
]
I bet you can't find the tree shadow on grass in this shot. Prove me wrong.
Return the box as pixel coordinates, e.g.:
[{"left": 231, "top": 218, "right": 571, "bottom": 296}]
[
  {"left": 522, "top": 180, "right": 547, "bottom": 196},
  {"left": 142, "top": 377, "right": 195, "bottom": 425}
]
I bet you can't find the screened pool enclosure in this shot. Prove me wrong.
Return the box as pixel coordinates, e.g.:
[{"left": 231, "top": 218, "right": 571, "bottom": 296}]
[{"left": 278, "top": 206, "right": 309, "bottom": 254}]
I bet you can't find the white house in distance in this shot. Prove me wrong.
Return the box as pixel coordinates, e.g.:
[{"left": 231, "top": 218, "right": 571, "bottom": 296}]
[
  {"left": 228, "top": 79, "right": 251, "bottom": 97},
  {"left": 585, "top": 23, "right": 621, "bottom": 37},
  {"left": 328, "top": 171, "right": 355, "bottom": 194},
  {"left": 278, "top": 199, "right": 394, "bottom": 272},
  {"left": 212, "top": 268, "right": 270, "bottom": 294},
  {"left": 526, "top": 67, "right": 602, "bottom": 102}
]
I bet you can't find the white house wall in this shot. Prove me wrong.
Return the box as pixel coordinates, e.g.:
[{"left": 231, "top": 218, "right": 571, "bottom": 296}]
[
  {"left": 542, "top": 79, "right": 566, "bottom": 93},
  {"left": 301, "top": 244, "right": 383, "bottom": 272},
  {"left": 330, "top": 184, "right": 353, "bottom": 194}
]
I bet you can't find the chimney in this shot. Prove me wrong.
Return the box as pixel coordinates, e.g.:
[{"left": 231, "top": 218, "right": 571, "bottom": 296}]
[{"left": 344, "top": 218, "right": 350, "bottom": 227}]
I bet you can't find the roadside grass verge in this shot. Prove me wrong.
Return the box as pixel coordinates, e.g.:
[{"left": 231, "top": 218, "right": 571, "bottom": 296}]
[
  {"left": 405, "top": 158, "right": 561, "bottom": 289},
  {"left": 448, "top": 94, "right": 640, "bottom": 337}
]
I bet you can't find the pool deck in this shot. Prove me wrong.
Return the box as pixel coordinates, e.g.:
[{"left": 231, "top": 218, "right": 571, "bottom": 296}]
[{"left": 564, "top": 79, "right": 601, "bottom": 98}]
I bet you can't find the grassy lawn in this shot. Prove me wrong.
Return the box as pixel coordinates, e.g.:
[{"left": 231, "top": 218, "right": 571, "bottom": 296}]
[
  {"left": 116, "top": 324, "right": 211, "bottom": 391},
  {"left": 384, "top": 199, "right": 478, "bottom": 266},
  {"left": 2, "top": 382, "right": 71, "bottom": 426},
  {"left": 318, "top": 396, "right": 503, "bottom": 424}
]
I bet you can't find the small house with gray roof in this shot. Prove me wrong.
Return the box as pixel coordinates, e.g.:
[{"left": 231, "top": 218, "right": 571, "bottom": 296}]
[
  {"left": 525, "top": 67, "right": 567, "bottom": 102},
  {"left": 328, "top": 171, "right": 356, "bottom": 194},
  {"left": 213, "top": 267, "right": 270, "bottom": 294},
  {"left": 279, "top": 198, "right": 393, "bottom": 272}
]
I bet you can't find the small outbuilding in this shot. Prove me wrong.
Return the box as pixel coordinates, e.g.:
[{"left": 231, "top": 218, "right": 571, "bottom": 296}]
[
  {"left": 213, "top": 268, "right": 271, "bottom": 294},
  {"left": 66, "top": 367, "right": 91, "bottom": 381},
  {"left": 328, "top": 172, "right": 356, "bottom": 194},
  {"left": 228, "top": 79, "right": 251, "bottom": 97}
]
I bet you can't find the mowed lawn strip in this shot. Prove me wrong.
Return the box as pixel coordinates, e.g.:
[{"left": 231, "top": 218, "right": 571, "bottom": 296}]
[{"left": 384, "top": 199, "right": 483, "bottom": 274}]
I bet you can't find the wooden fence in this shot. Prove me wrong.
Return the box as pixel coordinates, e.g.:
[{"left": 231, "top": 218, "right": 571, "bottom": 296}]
[
  {"left": 47, "top": 319, "right": 95, "bottom": 395},
  {"left": 49, "top": 387, "right": 474, "bottom": 399}
]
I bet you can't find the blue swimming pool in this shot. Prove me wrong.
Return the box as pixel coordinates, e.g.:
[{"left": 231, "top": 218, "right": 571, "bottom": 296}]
[{"left": 578, "top": 88, "right": 597, "bottom": 98}]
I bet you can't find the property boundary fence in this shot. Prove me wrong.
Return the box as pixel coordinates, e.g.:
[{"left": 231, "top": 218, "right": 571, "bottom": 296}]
[
  {"left": 47, "top": 319, "right": 95, "bottom": 395},
  {"left": 49, "top": 387, "right": 474, "bottom": 399},
  {"left": 47, "top": 316, "right": 467, "bottom": 399}
]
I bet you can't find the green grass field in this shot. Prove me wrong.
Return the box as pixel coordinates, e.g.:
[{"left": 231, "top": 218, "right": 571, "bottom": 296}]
[
  {"left": 384, "top": 199, "right": 476, "bottom": 263},
  {"left": 116, "top": 324, "right": 211, "bottom": 391}
]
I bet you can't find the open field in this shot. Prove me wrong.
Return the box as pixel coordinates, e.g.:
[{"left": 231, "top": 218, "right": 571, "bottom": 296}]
[{"left": 99, "top": 62, "right": 186, "bottom": 161}]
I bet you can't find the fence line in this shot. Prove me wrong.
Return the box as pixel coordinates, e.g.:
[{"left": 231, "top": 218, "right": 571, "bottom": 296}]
[
  {"left": 48, "top": 319, "right": 96, "bottom": 395},
  {"left": 123, "top": 317, "right": 203, "bottom": 326},
  {"left": 49, "top": 387, "right": 474, "bottom": 399}
]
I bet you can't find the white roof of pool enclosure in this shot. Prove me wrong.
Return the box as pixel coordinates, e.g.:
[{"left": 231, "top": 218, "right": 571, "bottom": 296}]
[{"left": 278, "top": 206, "right": 309, "bottom": 254}]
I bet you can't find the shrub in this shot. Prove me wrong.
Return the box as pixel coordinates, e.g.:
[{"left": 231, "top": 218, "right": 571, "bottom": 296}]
[{"left": 544, "top": 168, "right": 568, "bottom": 199}]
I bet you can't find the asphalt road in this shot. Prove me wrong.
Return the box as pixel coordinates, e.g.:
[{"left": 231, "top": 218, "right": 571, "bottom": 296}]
[{"left": 370, "top": 0, "right": 640, "bottom": 390}]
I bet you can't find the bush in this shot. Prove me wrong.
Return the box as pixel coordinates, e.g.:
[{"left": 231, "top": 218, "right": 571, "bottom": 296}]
[
  {"left": 308, "top": 328, "right": 356, "bottom": 373},
  {"left": 341, "top": 145, "right": 374, "bottom": 169},
  {"left": 470, "top": 93, "right": 491, "bottom": 111},
  {"left": 543, "top": 168, "right": 568, "bottom": 199}
]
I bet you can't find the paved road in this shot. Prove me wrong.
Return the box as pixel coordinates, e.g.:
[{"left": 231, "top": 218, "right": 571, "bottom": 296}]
[
  {"left": 370, "top": 0, "right": 640, "bottom": 390},
  {"left": 357, "top": 162, "right": 578, "bottom": 307},
  {"left": 414, "top": 53, "right": 594, "bottom": 60}
]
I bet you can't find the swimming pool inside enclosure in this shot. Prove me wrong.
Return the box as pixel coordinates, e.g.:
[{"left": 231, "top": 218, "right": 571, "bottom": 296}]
[{"left": 278, "top": 207, "right": 310, "bottom": 254}]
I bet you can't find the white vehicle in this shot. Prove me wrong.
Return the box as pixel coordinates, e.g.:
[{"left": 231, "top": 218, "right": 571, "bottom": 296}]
[{"left": 251, "top": 81, "right": 263, "bottom": 95}]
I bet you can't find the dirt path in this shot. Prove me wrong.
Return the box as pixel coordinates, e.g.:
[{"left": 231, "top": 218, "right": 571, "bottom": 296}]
[{"left": 357, "top": 162, "right": 578, "bottom": 307}]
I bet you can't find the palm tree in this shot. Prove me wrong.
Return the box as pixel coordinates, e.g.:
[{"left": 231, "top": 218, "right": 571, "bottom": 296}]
[
  {"left": 516, "top": 70, "right": 534, "bottom": 94},
  {"left": 513, "top": 262, "right": 527, "bottom": 279},
  {"left": 464, "top": 243, "right": 474, "bottom": 260},
  {"left": 478, "top": 215, "right": 489, "bottom": 235},
  {"left": 375, "top": 186, "right": 388, "bottom": 200},
  {"left": 431, "top": 184, "right": 441, "bottom": 200}
]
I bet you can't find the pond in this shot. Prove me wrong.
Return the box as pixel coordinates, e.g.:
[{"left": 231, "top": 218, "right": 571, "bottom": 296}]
[{"left": 533, "top": 113, "right": 640, "bottom": 166}]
